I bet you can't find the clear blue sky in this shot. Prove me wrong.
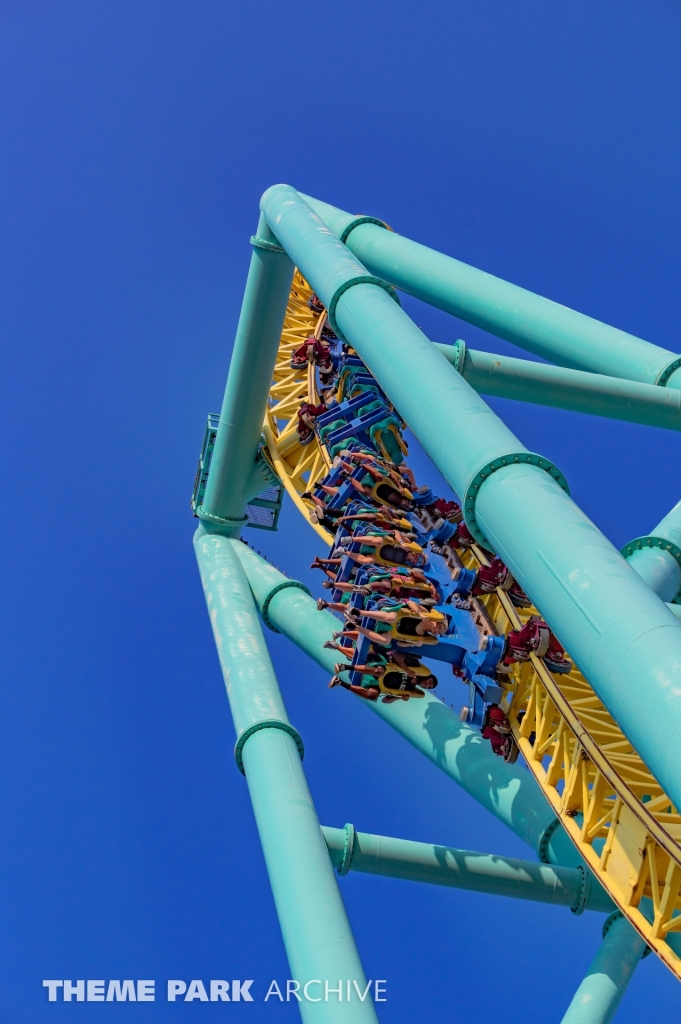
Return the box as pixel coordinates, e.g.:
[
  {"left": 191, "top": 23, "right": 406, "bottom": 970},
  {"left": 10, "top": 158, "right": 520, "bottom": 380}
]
[{"left": 1, "top": 1, "right": 680, "bottom": 1019}]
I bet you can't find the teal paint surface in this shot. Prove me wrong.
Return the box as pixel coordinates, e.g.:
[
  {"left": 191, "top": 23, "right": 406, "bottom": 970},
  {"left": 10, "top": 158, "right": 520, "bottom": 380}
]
[
  {"left": 261, "top": 185, "right": 681, "bottom": 819},
  {"left": 201, "top": 213, "right": 294, "bottom": 531},
  {"left": 475, "top": 466, "right": 681, "bottom": 813},
  {"left": 300, "top": 192, "right": 681, "bottom": 388},
  {"left": 235, "top": 541, "right": 681, "bottom": 963},
  {"left": 231, "top": 541, "right": 575, "bottom": 864},
  {"left": 194, "top": 527, "right": 291, "bottom": 736},
  {"left": 627, "top": 547, "right": 680, "bottom": 603},
  {"left": 625, "top": 500, "right": 681, "bottom": 602},
  {"left": 321, "top": 826, "right": 614, "bottom": 913},
  {"left": 435, "top": 342, "right": 681, "bottom": 431},
  {"left": 559, "top": 915, "right": 647, "bottom": 1024},
  {"left": 648, "top": 501, "right": 681, "bottom": 551},
  {"left": 235, "top": 522, "right": 681, "bottom": 957},
  {"left": 261, "top": 186, "right": 388, "bottom": 341},
  {"left": 194, "top": 528, "right": 377, "bottom": 1024}
]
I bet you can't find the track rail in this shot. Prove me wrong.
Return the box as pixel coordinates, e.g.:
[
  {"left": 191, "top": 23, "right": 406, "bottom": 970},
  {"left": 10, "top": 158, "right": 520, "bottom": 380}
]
[
  {"left": 457, "top": 537, "right": 681, "bottom": 974},
  {"left": 264, "top": 270, "right": 333, "bottom": 544},
  {"left": 266, "top": 272, "right": 681, "bottom": 978}
]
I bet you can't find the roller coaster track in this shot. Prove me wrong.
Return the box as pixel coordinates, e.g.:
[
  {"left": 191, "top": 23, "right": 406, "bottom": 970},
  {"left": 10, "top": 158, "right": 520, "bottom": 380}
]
[
  {"left": 263, "top": 271, "right": 334, "bottom": 545},
  {"left": 265, "top": 272, "right": 681, "bottom": 979},
  {"left": 458, "top": 541, "right": 681, "bottom": 975}
]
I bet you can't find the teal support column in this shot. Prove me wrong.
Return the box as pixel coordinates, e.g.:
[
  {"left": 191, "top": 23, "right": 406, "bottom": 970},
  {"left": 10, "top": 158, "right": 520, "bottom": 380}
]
[
  {"left": 199, "top": 215, "right": 294, "bottom": 535},
  {"left": 231, "top": 540, "right": 580, "bottom": 868},
  {"left": 299, "top": 192, "right": 681, "bottom": 389},
  {"left": 560, "top": 914, "right": 647, "bottom": 1024},
  {"left": 623, "top": 500, "right": 681, "bottom": 603},
  {"left": 435, "top": 341, "right": 681, "bottom": 431},
  {"left": 260, "top": 185, "right": 681, "bottom": 815},
  {"left": 232, "top": 548, "right": 681, "bottom": 964},
  {"left": 321, "top": 826, "right": 614, "bottom": 914},
  {"left": 628, "top": 549, "right": 681, "bottom": 602},
  {"left": 194, "top": 528, "right": 378, "bottom": 1024}
]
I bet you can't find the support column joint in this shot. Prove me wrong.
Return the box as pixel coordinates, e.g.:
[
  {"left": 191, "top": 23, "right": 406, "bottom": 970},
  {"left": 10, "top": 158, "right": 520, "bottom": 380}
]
[
  {"left": 234, "top": 720, "right": 305, "bottom": 775},
  {"left": 621, "top": 535, "right": 681, "bottom": 570},
  {"left": 464, "top": 454, "right": 569, "bottom": 549},
  {"left": 328, "top": 277, "right": 400, "bottom": 339},
  {"left": 261, "top": 580, "right": 312, "bottom": 632}
]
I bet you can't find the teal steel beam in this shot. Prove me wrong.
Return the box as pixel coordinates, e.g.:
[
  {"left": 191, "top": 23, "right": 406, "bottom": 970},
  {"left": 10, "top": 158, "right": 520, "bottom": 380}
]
[
  {"left": 232, "top": 539, "right": 681, "bottom": 959},
  {"left": 231, "top": 540, "right": 580, "bottom": 869},
  {"left": 199, "top": 215, "right": 294, "bottom": 535},
  {"left": 194, "top": 527, "right": 378, "bottom": 1024},
  {"left": 435, "top": 341, "right": 681, "bottom": 431},
  {"left": 321, "top": 825, "right": 614, "bottom": 914},
  {"left": 233, "top": 546, "right": 681, "bottom": 961},
  {"left": 299, "top": 192, "right": 681, "bottom": 389},
  {"left": 623, "top": 500, "right": 681, "bottom": 603},
  {"left": 260, "top": 185, "right": 681, "bottom": 815},
  {"left": 560, "top": 914, "right": 647, "bottom": 1024}
]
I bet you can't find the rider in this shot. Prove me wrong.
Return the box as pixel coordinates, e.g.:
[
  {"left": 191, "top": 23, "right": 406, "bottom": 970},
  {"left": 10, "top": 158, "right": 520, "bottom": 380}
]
[
  {"left": 321, "top": 567, "right": 438, "bottom": 602},
  {"left": 328, "top": 650, "right": 437, "bottom": 703},
  {"left": 341, "top": 600, "right": 447, "bottom": 647},
  {"left": 342, "top": 542, "right": 427, "bottom": 569}
]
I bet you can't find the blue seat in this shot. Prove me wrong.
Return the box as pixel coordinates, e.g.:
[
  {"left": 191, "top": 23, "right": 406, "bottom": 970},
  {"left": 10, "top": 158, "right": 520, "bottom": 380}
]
[{"left": 459, "top": 635, "right": 507, "bottom": 727}]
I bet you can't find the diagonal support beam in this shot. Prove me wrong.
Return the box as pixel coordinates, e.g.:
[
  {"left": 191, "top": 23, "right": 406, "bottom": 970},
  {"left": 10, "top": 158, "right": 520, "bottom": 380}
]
[
  {"left": 623, "top": 500, "right": 681, "bottom": 603},
  {"left": 260, "top": 184, "right": 681, "bottom": 816},
  {"left": 199, "top": 215, "right": 294, "bottom": 534},
  {"left": 559, "top": 913, "right": 648, "bottom": 1024},
  {"left": 435, "top": 341, "right": 681, "bottom": 432},
  {"left": 230, "top": 539, "right": 581, "bottom": 869},
  {"left": 194, "top": 527, "right": 378, "bottom": 1024},
  {"left": 321, "top": 825, "right": 614, "bottom": 914},
  {"left": 299, "top": 191, "right": 681, "bottom": 389}
]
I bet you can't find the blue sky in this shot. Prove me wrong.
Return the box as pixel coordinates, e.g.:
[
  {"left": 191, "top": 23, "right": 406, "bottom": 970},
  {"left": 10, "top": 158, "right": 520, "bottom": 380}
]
[{"left": 1, "top": 0, "right": 680, "bottom": 1019}]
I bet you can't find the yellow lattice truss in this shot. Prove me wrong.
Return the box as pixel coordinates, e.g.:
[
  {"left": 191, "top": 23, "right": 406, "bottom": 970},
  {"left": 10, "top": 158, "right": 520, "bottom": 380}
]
[
  {"left": 263, "top": 270, "right": 333, "bottom": 544},
  {"left": 456, "top": 541, "right": 681, "bottom": 977},
  {"left": 266, "top": 272, "right": 681, "bottom": 978}
]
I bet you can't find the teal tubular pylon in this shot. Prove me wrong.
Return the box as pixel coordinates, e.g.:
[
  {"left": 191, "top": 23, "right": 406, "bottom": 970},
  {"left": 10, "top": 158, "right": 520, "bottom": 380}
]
[
  {"left": 623, "top": 500, "right": 681, "bottom": 603},
  {"left": 260, "top": 186, "right": 681, "bottom": 815},
  {"left": 200, "top": 215, "right": 294, "bottom": 534},
  {"left": 434, "top": 342, "right": 681, "bottom": 431},
  {"left": 230, "top": 540, "right": 580, "bottom": 867},
  {"left": 298, "top": 192, "right": 681, "bottom": 389},
  {"left": 321, "top": 826, "right": 614, "bottom": 914},
  {"left": 232, "top": 542, "right": 681, "bottom": 959},
  {"left": 194, "top": 527, "right": 378, "bottom": 1024},
  {"left": 559, "top": 914, "right": 647, "bottom": 1024}
]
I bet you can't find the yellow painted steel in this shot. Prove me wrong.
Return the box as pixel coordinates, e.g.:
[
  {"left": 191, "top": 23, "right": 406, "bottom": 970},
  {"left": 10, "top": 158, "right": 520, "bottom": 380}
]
[
  {"left": 265, "top": 273, "right": 681, "bottom": 978},
  {"left": 264, "top": 270, "right": 333, "bottom": 546},
  {"left": 454, "top": 541, "right": 681, "bottom": 977}
]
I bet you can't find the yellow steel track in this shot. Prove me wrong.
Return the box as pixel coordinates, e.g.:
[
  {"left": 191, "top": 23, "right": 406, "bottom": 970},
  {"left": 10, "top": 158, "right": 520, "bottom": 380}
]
[
  {"left": 456, "top": 541, "right": 681, "bottom": 975},
  {"left": 266, "top": 273, "right": 681, "bottom": 977},
  {"left": 263, "top": 270, "right": 333, "bottom": 545}
]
